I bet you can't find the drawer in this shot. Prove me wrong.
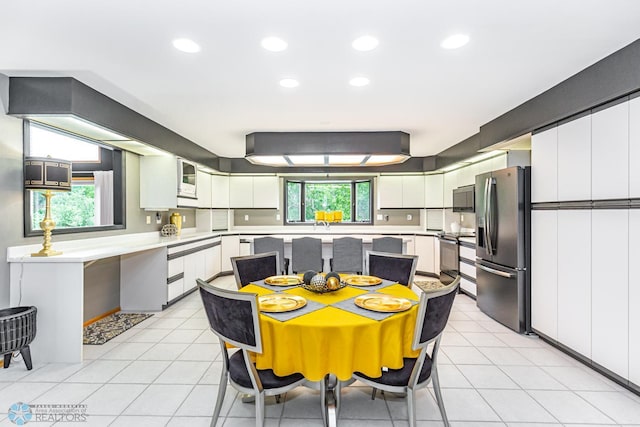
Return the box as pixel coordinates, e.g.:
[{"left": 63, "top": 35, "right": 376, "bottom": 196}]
[
  {"left": 168, "top": 279, "right": 184, "bottom": 302},
  {"left": 459, "top": 261, "right": 476, "bottom": 279},
  {"left": 168, "top": 257, "right": 184, "bottom": 278},
  {"left": 459, "top": 246, "right": 475, "bottom": 261},
  {"left": 460, "top": 276, "right": 477, "bottom": 296},
  {"left": 168, "top": 238, "right": 218, "bottom": 255}
]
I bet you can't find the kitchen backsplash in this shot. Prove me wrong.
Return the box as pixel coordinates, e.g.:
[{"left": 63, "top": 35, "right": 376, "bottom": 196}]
[{"left": 444, "top": 208, "right": 476, "bottom": 232}]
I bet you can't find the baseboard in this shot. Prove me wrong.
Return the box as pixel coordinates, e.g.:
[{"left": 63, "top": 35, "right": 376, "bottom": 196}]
[
  {"left": 458, "top": 288, "right": 477, "bottom": 300},
  {"left": 83, "top": 307, "right": 120, "bottom": 327}
]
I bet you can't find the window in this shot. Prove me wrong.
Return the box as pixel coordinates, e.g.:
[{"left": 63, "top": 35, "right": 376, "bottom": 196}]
[
  {"left": 285, "top": 179, "right": 372, "bottom": 224},
  {"left": 24, "top": 121, "right": 125, "bottom": 236}
]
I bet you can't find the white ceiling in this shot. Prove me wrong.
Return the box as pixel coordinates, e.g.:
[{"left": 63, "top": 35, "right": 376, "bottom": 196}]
[{"left": 2, "top": 0, "right": 640, "bottom": 159}]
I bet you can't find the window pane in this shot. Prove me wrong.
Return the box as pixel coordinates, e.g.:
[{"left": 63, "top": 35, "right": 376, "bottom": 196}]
[
  {"left": 355, "top": 181, "right": 371, "bottom": 222},
  {"left": 30, "top": 125, "right": 100, "bottom": 161},
  {"left": 31, "top": 183, "right": 96, "bottom": 229},
  {"left": 304, "top": 182, "right": 352, "bottom": 222},
  {"left": 287, "top": 181, "right": 301, "bottom": 222}
]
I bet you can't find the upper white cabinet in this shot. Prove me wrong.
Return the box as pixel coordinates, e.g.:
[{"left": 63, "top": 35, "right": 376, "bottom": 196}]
[
  {"left": 424, "top": 174, "right": 444, "bottom": 208},
  {"left": 531, "top": 210, "right": 558, "bottom": 340},
  {"left": 630, "top": 96, "right": 640, "bottom": 198},
  {"left": 229, "top": 176, "right": 279, "bottom": 208},
  {"left": 140, "top": 155, "right": 178, "bottom": 209},
  {"left": 378, "top": 175, "right": 424, "bottom": 208},
  {"left": 629, "top": 210, "right": 640, "bottom": 385},
  {"left": 442, "top": 169, "right": 459, "bottom": 208},
  {"left": 211, "top": 175, "right": 230, "bottom": 208},
  {"left": 592, "top": 102, "right": 629, "bottom": 200},
  {"left": 557, "top": 116, "right": 591, "bottom": 201},
  {"left": 531, "top": 126, "right": 558, "bottom": 203},
  {"left": 197, "top": 171, "right": 212, "bottom": 208}
]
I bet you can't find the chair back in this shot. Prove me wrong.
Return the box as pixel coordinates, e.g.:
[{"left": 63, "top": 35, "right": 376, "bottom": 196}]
[
  {"left": 197, "top": 279, "right": 262, "bottom": 353},
  {"left": 331, "top": 237, "right": 363, "bottom": 273},
  {"left": 231, "top": 252, "right": 279, "bottom": 289},
  {"left": 372, "top": 237, "right": 403, "bottom": 254},
  {"left": 253, "top": 237, "right": 287, "bottom": 274},
  {"left": 413, "top": 276, "right": 460, "bottom": 350},
  {"left": 367, "top": 251, "right": 418, "bottom": 286},
  {"left": 291, "top": 237, "right": 323, "bottom": 273}
]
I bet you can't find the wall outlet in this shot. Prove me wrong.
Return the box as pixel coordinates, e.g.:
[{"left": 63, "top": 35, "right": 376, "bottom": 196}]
[
  {"left": 244, "top": 214, "right": 249, "bottom": 221},
  {"left": 182, "top": 215, "right": 186, "bottom": 224},
  {"left": 406, "top": 214, "right": 412, "bottom": 221},
  {"left": 156, "top": 212, "right": 162, "bottom": 224},
  {"left": 146, "top": 215, "right": 151, "bottom": 225},
  {"left": 276, "top": 214, "right": 281, "bottom": 221},
  {"left": 376, "top": 214, "right": 383, "bottom": 221}
]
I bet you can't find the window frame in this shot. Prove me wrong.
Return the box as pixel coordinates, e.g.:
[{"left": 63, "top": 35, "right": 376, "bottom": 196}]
[
  {"left": 283, "top": 177, "right": 373, "bottom": 225},
  {"left": 23, "top": 120, "right": 126, "bottom": 237}
]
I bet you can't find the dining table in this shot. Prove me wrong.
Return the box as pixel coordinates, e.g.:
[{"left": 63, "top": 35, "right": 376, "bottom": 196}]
[{"left": 239, "top": 275, "right": 421, "bottom": 426}]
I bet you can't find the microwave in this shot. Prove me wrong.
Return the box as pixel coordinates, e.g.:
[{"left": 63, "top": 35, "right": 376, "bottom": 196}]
[
  {"left": 452, "top": 185, "right": 474, "bottom": 212},
  {"left": 177, "top": 158, "right": 197, "bottom": 198}
]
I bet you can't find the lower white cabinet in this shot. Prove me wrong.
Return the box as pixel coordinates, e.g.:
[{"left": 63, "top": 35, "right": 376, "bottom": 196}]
[
  {"left": 557, "top": 210, "right": 591, "bottom": 357},
  {"left": 531, "top": 210, "right": 558, "bottom": 340},
  {"left": 414, "top": 236, "right": 436, "bottom": 273},
  {"left": 166, "top": 237, "right": 221, "bottom": 304},
  {"left": 629, "top": 210, "right": 640, "bottom": 386},
  {"left": 221, "top": 235, "right": 240, "bottom": 272},
  {"left": 591, "top": 210, "right": 629, "bottom": 379}
]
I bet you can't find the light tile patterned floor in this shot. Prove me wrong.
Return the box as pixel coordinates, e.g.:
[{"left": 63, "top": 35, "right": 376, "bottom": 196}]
[{"left": 2, "top": 275, "right": 640, "bottom": 426}]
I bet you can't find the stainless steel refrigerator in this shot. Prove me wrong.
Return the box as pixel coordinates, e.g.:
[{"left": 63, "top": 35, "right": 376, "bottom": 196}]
[{"left": 475, "top": 166, "right": 531, "bottom": 333}]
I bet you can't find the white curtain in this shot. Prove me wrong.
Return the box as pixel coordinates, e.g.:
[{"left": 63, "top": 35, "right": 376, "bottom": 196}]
[{"left": 94, "top": 171, "right": 114, "bottom": 225}]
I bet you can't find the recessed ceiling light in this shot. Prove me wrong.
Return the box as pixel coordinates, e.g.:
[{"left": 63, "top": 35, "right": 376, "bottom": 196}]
[
  {"left": 441, "top": 34, "right": 469, "bottom": 49},
  {"left": 261, "top": 37, "right": 288, "bottom": 52},
  {"left": 279, "top": 78, "right": 299, "bottom": 88},
  {"left": 352, "top": 35, "right": 379, "bottom": 51},
  {"left": 172, "top": 38, "right": 201, "bottom": 53},
  {"left": 349, "top": 77, "right": 370, "bottom": 87}
]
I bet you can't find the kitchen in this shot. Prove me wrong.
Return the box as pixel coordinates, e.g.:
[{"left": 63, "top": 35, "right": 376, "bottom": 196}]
[{"left": 2, "top": 1, "right": 640, "bottom": 425}]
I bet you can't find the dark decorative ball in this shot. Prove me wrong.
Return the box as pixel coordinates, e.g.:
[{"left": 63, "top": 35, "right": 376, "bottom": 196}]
[{"left": 303, "top": 270, "right": 317, "bottom": 285}]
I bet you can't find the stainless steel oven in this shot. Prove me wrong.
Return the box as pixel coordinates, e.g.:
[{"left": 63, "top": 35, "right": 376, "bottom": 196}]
[{"left": 439, "top": 235, "right": 459, "bottom": 285}]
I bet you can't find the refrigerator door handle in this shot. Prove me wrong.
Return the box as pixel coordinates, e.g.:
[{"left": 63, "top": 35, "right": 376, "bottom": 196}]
[
  {"left": 484, "top": 177, "right": 493, "bottom": 255},
  {"left": 475, "top": 262, "right": 515, "bottom": 278}
]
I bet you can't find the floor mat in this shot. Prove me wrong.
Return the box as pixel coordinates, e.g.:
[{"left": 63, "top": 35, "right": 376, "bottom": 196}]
[
  {"left": 83, "top": 312, "right": 153, "bottom": 345},
  {"left": 413, "top": 280, "right": 446, "bottom": 293}
]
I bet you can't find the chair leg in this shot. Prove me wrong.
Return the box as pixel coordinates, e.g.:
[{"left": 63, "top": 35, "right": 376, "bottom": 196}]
[
  {"left": 210, "top": 371, "right": 228, "bottom": 427},
  {"left": 370, "top": 387, "right": 376, "bottom": 400},
  {"left": 254, "top": 391, "right": 265, "bottom": 427},
  {"left": 432, "top": 369, "right": 450, "bottom": 427},
  {"left": 407, "top": 388, "right": 417, "bottom": 427},
  {"left": 3, "top": 353, "right": 11, "bottom": 369},
  {"left": 20, "top": 346, "right": 33, "bottom": 370}
]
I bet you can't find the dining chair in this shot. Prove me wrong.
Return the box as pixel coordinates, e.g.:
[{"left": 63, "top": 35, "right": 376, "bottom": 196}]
[
  {"left": 231, "top": 251, "right": 279, "bottom": 289},
  {"left": 253, "top": 236, "right": 290, "bottom": 274},
  {"left": 367, "top": 250, "right": 418, "bottom": 287},
  {"left": 329, "top": 237, "right": 363, "bottom": 274},
  {"left": 353, "top": 276, "right": 461, "bottom": 427},
  {"left": 372, "top": 236, "right": 403, "bottom": 254},
  {"left": 291, "top": 237, "right": 323, "bottom": 273},
  {"left": 197, "top": 280, "right": 306, "bottom": 427}
]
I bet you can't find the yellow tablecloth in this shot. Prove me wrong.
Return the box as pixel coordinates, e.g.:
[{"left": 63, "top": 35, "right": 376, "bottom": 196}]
[{"left": 241, "top": 283, "right": 420, "bottom": 382}]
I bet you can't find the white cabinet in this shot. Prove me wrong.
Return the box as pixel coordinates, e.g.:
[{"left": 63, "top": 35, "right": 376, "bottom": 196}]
[
  {"left": 443, "top": 169, "right": 459, "bottom": 208},
  {"left": 531, "top": 210, "right": 558, "bottom": 339},
  {"left": 424, "top": 174, "right": 444, "bottom": 208},
  {"left": 402, "top": 175, "right": 425, "bottom": 207},
  {"left": 557, "top": 210, "right": 591, "bottom": 357},
  {"left": 377, "top": 176, "right": 403, "bottom": 208},
  {"left": 140, "top": 155, "right": 178, "bottom": 209},
  {"left": 229, "top": 176, "right": 253, "bottom": 208},
  {"left": 211, "top": 175, "right": 230, "bottom": 208},
  {"left": 557, "top": 116, "right": 591, "bottom": 201},
  {"left": 531, "top": 126, "right": 558, "bottom": 203},
  {"left": 630, "top": 96, "right": 640, "bottom": 198},
  {"left": 629, "top": 210, "right": 640, "bottom": 385},
  {"left": 592, "top": 102, "right": 629, "bottom": 200},
  {"left": 229, "top": 176, "right": 279, "bottom": 208},
  {"left": 221, "top": 235, "right": 240, "bottom": 272},
  {"left": 591, "top": 210, "right": 628, "bottom": 378},
  {"left": 197, "top": 171, "right": 212, "bottom": 208},
  {"left": 414, "top": 235, "right": 435, "bottom": 273},
  {"left": 166, "top": 237, "right": 220, "bottom": 304}
]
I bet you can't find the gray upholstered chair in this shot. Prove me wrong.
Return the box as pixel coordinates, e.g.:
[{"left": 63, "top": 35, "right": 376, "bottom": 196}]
[
  {"left": 254, "top": 237, "right": 290, "bottom": 274},
  {"left": 329, "top": 237, "right": 363, "bottom": 274},
  {"left": 353, "top": 276, "right": 461, "bottom": 427},
  {"left": 372, "top": 236, "right": 403, "bottom": 254},
  {"left": 197, "top": 280, "right": 306, "bottom": 427},
  {"left": 367, "top": 251, "right": 418, "bottom": 287},
  {"left": 291, "top": 237, "right": 323, "bottom": 273},
  {"left": 231, "top": 252, "right": 279, "bottom": 290}
]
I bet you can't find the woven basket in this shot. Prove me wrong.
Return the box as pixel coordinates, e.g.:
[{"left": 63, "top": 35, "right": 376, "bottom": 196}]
[{"left": 0, "top": 306, "right": 37, "bottom": 354}]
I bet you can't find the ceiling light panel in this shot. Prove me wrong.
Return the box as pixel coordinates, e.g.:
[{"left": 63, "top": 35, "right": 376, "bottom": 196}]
[
  {"left": 328, "top": 155, "right": 366, "bottom": 165},
  {"left": 279, "top": 78, "right": 299, "bottom": 88},
  {"left": 441, "top": 34, "right": 469, "bottom": 49},
  {"left": 172, "top": 38, "right": 201, "bottom": 53},
  {"left": 246, "top": 155, "right": 290, "bottom": 166},
  {"left": 261, "top": 36, "right": 288, "bottom": 52},
  {"left": 352, "top": 35, "right": 379, "bottom": 51},
  {"left": 287, "top": 155, "right": 325, "bottom": 166},
  {"left": 365, "top": 154, "right": 410, "bottom": 166}
]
